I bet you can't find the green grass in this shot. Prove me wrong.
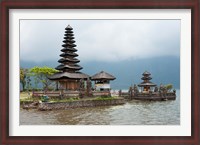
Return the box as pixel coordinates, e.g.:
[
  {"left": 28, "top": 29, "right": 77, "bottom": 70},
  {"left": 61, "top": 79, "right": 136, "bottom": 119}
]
[
  {"left": 20, "top": 92, "right": 119, "bottom": 103},
  {"left": 20, "top": 97, "right": 40, "bottom": 104},
  {"left": 49, "top": 97, "right": 80, "bottom": 103},
  {"left": 20, "top": 92, "right": 32, "bottom": 99}
]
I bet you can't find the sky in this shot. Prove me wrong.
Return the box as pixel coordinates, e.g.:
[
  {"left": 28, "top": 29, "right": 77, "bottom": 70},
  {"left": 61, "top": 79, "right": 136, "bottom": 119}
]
[
  {"left": 20, "top": 20, "right": 180, "bottom": 89},
  {"left": 20, "top": 20, "right": 180, "bottom": 63}
]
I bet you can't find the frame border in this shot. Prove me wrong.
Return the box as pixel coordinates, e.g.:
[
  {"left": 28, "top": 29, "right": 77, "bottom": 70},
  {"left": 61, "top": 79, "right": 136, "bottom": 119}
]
[{"left": 1, "top": 0, "right": 199, "bottom": 145}]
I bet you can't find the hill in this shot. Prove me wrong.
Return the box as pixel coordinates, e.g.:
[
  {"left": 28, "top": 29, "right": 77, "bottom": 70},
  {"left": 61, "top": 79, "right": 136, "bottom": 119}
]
[{"left": 20, "top": 56, "right": 180, "bottom": 89}]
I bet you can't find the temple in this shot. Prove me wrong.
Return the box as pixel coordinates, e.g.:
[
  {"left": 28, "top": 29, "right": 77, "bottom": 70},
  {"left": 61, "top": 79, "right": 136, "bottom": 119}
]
[
  {"left": 91, "top": 71, "right": 116, "bottom": 91},
  {"left": 131, "top": 71, "right": 176, "bottom": 101},
  {"left": 138, "top": 71, "right": 156, "bottom": 92},
  {"left": 49, "top": 25, "right": 89, "bottom": 90}
]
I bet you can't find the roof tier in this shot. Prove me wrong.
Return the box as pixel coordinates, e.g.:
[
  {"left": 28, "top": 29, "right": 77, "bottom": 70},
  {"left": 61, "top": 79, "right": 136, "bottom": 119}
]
[
  {"left": 138, "top": 82, "right": 157, "bottom": 87},
  {"left": 141, "top": 76, "right": 152, "bottom": 80},
  {"left": 63, "top": 39, "right": 75, "bottom": 43},
  {"left": 65, "top": 30, "right": 73, "bottom": 33},
  {"left": 91, "top": 71, "right": 116, "bottom": 80},
  {"left": 56, "top": 64, "right": 82, "bottom": 71},
  {"left": 61, "top": 47, "right": 77, "bottom": 52},
  {"left": 65, "top": 25, "right": 73, "bottom": 30},
  {"left": 62, "top": 43, "right": 77, "bottom": 48},
  {"left": 142, "top": 71, "right": 151, "bottom": 76},
  {"left": 49, "top": 72, "right": 89, "bottom": 80},
  {"left": 64, "top": 36, "right": 75, "bottom": 39},
  {"left": 60, "top": 52, "right": 78, "bottom": 57},
  {"left": 64, "top": 33, "right": 74, "bottom": 37},
  {"left": 58, "top": 58, "right": 80, "bottom": 63}
]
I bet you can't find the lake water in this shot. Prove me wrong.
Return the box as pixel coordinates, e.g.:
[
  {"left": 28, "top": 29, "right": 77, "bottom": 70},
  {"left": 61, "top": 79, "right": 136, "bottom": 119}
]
[{"left": 20, "top": 90, "right": 180, "bottom": 125}]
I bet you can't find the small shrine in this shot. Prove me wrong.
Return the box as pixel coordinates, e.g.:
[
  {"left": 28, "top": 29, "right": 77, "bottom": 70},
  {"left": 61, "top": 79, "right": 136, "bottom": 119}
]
[
  {"left": 91, "top": 71, "right": 116, "bottom": 91},
  {"left": 49, "top": 25, "right": 89, "bottom": 90},
  {"left": 130, "top": 71, "right": 176, "bottom": 101},
  {"left": 138, "top": 71, "right": 157, "bottom": 92}
]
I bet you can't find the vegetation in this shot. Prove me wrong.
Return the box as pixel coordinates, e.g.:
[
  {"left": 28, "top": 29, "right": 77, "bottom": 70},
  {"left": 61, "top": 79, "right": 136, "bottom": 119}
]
[
  {"left": 29, "top": 66, "right": 58, "bottom": 90},
  {"left": 165, "top": 84, "right": 173, "bottom": 92},
  {"left": 20, "top": 92, "right": 80, "bottom": 103},
  {"left": 20, "top": 68, "right": 28, "bottom": 91},
  {"left": 20, "top": 92, "right": 39, "bottom": 104},
  {"left": 49, "top": 97, "right": 80, "bottom": 103},
  {"left": 20, "top": 91, "right": 119, "bottom": 105}
]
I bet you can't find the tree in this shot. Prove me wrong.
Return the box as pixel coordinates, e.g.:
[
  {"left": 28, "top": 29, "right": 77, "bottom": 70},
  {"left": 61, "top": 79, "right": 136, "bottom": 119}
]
[
  {"left": 29, "top": 66, "right": 58, "bottom": 90},
  {"left": 165, "top": 84, "right": 173, "bottom": 92},
  {"left": 20, "top": 68, "right": 28, "bottom": 91},
  {"left": 26, "top": 75, "right": 32, "bottom": 91}
]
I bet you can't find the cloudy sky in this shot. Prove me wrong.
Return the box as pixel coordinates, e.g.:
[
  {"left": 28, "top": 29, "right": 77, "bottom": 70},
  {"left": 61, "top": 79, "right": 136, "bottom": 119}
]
[{"left": 20, "top": 20, "right": 180, "bottom": 63}]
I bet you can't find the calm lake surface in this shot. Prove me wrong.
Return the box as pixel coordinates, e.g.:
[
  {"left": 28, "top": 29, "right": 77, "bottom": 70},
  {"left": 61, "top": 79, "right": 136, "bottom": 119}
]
[{"left": 20, "top": 90, "right": 180, "bottom": 125}]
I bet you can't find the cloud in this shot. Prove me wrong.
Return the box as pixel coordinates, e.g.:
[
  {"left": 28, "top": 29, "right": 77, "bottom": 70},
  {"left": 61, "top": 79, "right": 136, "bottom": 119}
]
[
  {"left": 20, "top": 20, "right": 180, "bottom": 63},
  {"left": 20, "top": 20, "right": 66, "bottom": 63}
]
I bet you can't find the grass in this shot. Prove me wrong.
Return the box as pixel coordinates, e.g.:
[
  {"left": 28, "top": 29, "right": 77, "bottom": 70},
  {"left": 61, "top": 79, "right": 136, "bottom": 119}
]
[
  {"left": 49, "top": 97, "right": 80, "bottom": 103},
  {"left": 20, "top": 92, "right": 32, "bottom": 99},
  {"left": 20, "top": 92, "right": 119, "bottom": 104},
  {"left": 20, "top": 92, "right": 81, "bottom": 103}
]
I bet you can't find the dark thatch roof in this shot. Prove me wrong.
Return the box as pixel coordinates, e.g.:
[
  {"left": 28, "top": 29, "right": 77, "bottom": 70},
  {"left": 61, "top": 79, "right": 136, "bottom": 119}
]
[
  {"left": 48, "top": 72, "right": 90, "bottom": 80},
  {"left": 138, "top": 82, "right": 157, "bottom": 87},
  {"left": 65, "top": 25, "right": 73, "bottom": 30},
  {"left": 56, "top": 64, "right": 82, "bottom": 71},
  {"left": 141, "top": 76, "right": 152, "bottom": 80},
  {"left": 91, "top": 71, "right": 116, "bottom": 80},
  {"left": 143, "top": 71, "right": 151, "bottom": 76}
]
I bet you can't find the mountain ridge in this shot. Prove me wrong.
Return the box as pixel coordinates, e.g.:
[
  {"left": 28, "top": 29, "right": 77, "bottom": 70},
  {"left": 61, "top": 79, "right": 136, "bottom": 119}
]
[{"left": 20, "top": 56, "right": 180, "bottom": 89}]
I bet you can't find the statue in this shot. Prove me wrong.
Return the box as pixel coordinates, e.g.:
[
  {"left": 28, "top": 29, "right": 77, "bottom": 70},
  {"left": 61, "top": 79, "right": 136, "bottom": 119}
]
[
  {"left": 159, "top": 84, "right": 165, "bottom": 94},
  {"left": 129, "top": 86, "right": 133, "bottom": 99},
  {"left": 86, "top": 78, "right": 92, "bottom": 97},
  {"left": 154, "top": 86, "right": 158, "bottom": 92},
  {"left": 79, "top": 79, "right": 85, "bottom": 98},
  {"left": 133, "top": 84, "right": 139, "bottom": 94}
]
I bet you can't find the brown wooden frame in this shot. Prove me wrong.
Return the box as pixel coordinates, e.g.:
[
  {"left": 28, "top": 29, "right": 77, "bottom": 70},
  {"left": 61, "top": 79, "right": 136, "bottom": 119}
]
[{"left": 0, "top": 0, "right": 199, "bottom": 145}]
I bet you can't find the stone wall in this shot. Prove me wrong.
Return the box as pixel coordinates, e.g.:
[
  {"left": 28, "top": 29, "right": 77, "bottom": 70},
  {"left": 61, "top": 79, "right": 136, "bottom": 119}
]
[
  {"left": 33, "top": 90, "right": 111, "bottom": 99},
  {"left": 38, "top": 99, "right": 125, "bottom": 111}
]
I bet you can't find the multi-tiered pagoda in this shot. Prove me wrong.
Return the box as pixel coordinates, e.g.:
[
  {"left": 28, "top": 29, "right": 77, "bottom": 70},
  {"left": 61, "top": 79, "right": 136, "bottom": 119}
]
[
  {"left": 132, "top": 71, "right": 176, "bottom": 101},
  {"left": 49, "top": 25, "right": 89, "bottom": 90},
  {"left": 138, "top": 71, "right": 156, "bottom": 92}
]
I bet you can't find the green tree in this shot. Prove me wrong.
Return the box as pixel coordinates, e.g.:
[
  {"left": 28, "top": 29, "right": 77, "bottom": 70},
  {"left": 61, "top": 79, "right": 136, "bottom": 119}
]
[
  {"left": 20, "top": 68, "right": 28, "bottom": 91},
  {"left": 29, "top": 66, "right": 58, "bottom": 90},
  {"left": 165, "top": 84, "right": 173, "bottom": 92},
  {"left": 26, "top": 75, "right": 32, "bottom": 91}
]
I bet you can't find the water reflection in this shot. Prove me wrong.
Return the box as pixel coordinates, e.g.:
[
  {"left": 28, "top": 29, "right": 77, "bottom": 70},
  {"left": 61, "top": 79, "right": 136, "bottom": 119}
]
[{"left": 20, "top": 91, "right": 180, "bottom": 125}]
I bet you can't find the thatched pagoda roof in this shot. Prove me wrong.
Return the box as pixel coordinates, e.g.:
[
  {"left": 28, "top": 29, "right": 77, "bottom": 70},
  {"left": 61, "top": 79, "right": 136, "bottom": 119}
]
[
  {"left": 141, "top": 76, "right": 152, "bottom": 80},
  {"left": 91, "top": 71, "right": 116, "bottom": 80},
  {"left": 138, "top": 82, "right": 157, "bottom": 87},
  {"left": 143, "top": 71, "right": 151, "bottom": 76},
  {"left": 65, "top": 25, "right": 73, "bottom": 30},
  {"left": 58, "top": 58, "right": 80, "bottom": 63},
  {"left": 138, "top": 71, "right": 157, "bottom": 87},
  {"left": 55, "top": 64, "right": 82, "bottom": 71},
  {"left": 48, "top": 72, "right": 90, "bottom": 80}
]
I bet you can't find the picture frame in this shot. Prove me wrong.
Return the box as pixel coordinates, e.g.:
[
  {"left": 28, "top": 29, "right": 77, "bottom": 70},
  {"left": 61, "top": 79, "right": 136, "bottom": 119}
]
[{"left": 0, "top": 0, "right": 199, "bottom": 145}]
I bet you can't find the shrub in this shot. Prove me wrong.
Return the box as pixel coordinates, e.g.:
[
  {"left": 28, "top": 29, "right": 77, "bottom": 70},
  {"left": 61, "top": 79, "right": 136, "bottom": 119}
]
[
  {"left": 165, "top": 84, "right": 173, "bottom": 92},
  {"left": 95, "top": 96, "right": 115, "bottom": 101}
]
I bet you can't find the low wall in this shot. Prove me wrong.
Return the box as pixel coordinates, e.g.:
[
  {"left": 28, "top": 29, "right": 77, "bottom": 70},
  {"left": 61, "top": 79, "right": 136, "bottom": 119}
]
[
  {"left": 32, "top": 91, "right": 111, "bottom": 99},
  {"left": 38, "top": 99, "right": 125, "bottom": 111}
]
